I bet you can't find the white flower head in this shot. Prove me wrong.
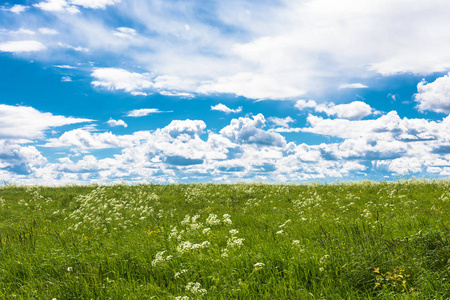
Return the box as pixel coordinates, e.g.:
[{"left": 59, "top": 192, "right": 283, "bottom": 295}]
[{"left": 254, "top": 262, "right": 265, "bottom": 271}]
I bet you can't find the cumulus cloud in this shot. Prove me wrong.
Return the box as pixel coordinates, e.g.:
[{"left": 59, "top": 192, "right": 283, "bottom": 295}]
[
  {"left": 34, "top": 0, "right": 80, "bottom": 14},
  {"left": 0, "top": 105, "right": 92, "bottom": 139},
  {"left": 415, "top": 73, "right": 450, "bottom": 114},
  {"left": 127, "top": 108, "right": 170, "bottom": 117},
  {"left": 2, "top": 4, "right": 28, "bottom": 14},
  {"left": 220, "top": 114, "right": 286, "bottom": 147},
  {"left": 211, "top": 104, "right": 242, "bottom": 114},
  {"left": 6, "top": 109, "right": 450, "bottom": 183},
  {"left": 0, "top": 40, "right": 46, "bottom": 52},
  {"left": 106, "top": 118, "right": 127, "bottom": 127},
  {"left": 34, "top": 0, "right": 120, "bottom": 13},
  {"left": 268, "top": 116, "right": 295, "bottom": 128},
  {"left": 0, "top": 140, "right": 46, "bottom": 175},
  {"left": 163, "top": 120, "right": 206, "bottom": 138},
  {"left": 295, "top": 100, "right": 373, "bottom": 120},
  {"left": 43, "top": 128, "right": 133, "bottom": 150}
]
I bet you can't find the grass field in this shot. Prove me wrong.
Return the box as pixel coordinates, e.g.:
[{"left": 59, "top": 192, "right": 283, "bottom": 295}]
[{"left": 0, "top": 180, "right": 449, "bottom": 299}]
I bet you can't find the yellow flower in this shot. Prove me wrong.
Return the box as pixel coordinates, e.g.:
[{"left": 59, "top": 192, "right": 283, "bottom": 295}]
[{"left": 373, "top": 267, "right": 380, "bottom": 274}]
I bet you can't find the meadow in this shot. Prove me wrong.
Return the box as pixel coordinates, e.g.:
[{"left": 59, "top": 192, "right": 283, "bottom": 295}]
[{"left": 0, "top": 180, "right": 449, "bottom": 299}]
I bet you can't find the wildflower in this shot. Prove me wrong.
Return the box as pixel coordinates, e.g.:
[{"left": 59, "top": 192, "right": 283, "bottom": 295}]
[
  {"left": 229, "top": 229, "right": 239, "bottom": 236},
  {"left": 186, "top": 282, "right": 207, "bottom": 295},
  {"left": 320, "top": 254, "right": 330, "bottom": 264},
  {"left": 279, "top": 219, "right": 291, "bottom": 228},
  {"left": 227, "top": 236, "right": 245, "bottom": 248},
  {"left": 206, "top": 214, "right": 221, "bottom": 226},
  {"left": 202, "top": 227, "right": 211, "bottom": 235},
  {"left": 221, "top": 248, "right": 229, "bottom": 257},
  {"left": 254, "top": 262, "right": 265, "bottom": 271},
  {"left": 276, "top": 230, "right": 284, "bottom": 235},
  {"left": 174, "top": 269, "right": 188, "bottom": 279},
  {"left": 151, "top": 251, "right": 172, "bottom": 267},
  {"left": 292, "top": 240, "right": 300, "bottom": 245},
  {"left": 67, "top": 267, "right": 73, "bottom": 272}
]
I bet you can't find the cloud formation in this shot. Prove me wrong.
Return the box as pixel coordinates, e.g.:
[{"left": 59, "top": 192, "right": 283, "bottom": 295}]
[
  {"left": 0, "top": 105, "right": 92, "bottom": 139},
  {"left": 107, "top": 118, "right": 127, "bottom": 127},
  {"left": 295, "top": 100, "right": 373, "bottom": 120},
  {"left": 0, "top": 40, "right": 46, "bottom": 52},
  {"left": 415, "top": 73, "right": 450, "bottom": 114},
  {"left": 127, "top": 108, "right": 170, "bottom": 117},
  {"left": 211, "top": 104, "right": 242, "bottom": 114}
]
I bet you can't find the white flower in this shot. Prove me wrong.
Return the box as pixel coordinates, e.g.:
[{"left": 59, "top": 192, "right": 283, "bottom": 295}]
[
  {"left": 186, "top": 282, "right": 207, "bottom": 295},
  {"left": 174, "top": 269, "right": 188, "bottom": 279},
  {"left": 206, "top": 214, "right": 221, "bottom": 226},
  {"left": 279, "top": 219, "right": 291, "bottom": 228},
  {"left": 67, "top": 267, "right": 73, "bottom": 272},
  {"left": 227, "top": 236, "right": 245, "bottom": 248},
  {"left": 292, "top": 240, "right": 300, "bottom": 245},
  {"left": 202, "top": 227, "right": 211, "bottom": 235},
  {"left": 276, "top": 230, "right": 284, "bottom": 235},
  {"left": 221, "top": 248, "right": 229, "bottom": 257},
  {"left": 229, "top": 229, "right": 239, "bottom": 236},
  {"left": 254, "top": 262, "right": 265, "bottom": 271}
]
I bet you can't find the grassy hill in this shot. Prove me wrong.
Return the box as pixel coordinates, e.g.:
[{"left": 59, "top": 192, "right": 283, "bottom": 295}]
[{"left": 0, "top": 180, "right": 449, "bottom": 299}]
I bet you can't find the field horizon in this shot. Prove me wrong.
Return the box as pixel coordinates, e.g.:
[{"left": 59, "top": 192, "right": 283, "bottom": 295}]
[{"left": 1, "top": 179, "right": 449, "bottom": 299}]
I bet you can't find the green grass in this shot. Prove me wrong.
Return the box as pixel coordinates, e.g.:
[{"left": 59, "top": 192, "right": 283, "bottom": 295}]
[{"left": 0, "top": 180, "right": 449, "bottom": 299}]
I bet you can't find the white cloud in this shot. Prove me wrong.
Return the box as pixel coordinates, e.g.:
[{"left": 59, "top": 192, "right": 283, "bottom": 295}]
[
  {"left": 220, "top": 114, "right": 286, "bottom": 147},
  {"left": 113, "top": 27, "right": 137, "bottom": 39},
  {"left": 295, "top": 100, "right": 373, "bottom": 120},
  {"left": 92, "top": 68, "right": 153, "bottom": 94},
  {"left": 268, "top": 116, "right": 295, "bottom": 128},
  {"left": 6, "top": 109, "right": 450, "bottom": 183},
  {"left": 414, "top": 73, "right": 450, "bottom": 114},
  {"left": 127, "top": 108, "right": 170, "bottom": 117},
  {"left": 198, "top": 72, "right": 305, "bottom": 100},
  {"left": 34, "top": 0, "right": 80, "bottom": 14},
  {"left": 44, "top": 128, "right": 129, "bottom": 150},
  {"left": 338, "top": 83, "right": 368, "bottom": 89},
  {"left": 57, "top": 42, "right": 89, "bottom": 52},
  {"left": 0, "top": 40, "right": 46, "bottom": 52},
  {"left": 0, "top": 105, "right": 93, "bottom": 139},
  {"left": 2, "top": 4, "right": 28, "bottom": 14},
  {"left": 70, "top": 0, "right": 121, "bottom": 9},
  {"left": 0, "top": 141, "right": 46, "bottom": 175},
  {"left": 107, "top": 118, "right": 127, "bottom": 127},
  {"left": 61, "top": 76, "right": 72, "bottom": 82},
  {"left": 10, "top": 28, "right": 35, "bottom": 35},
  {"left": 211, "top": 104, "right": 242, "bottom": 114},
  {"left": 54, "top": 65, "right": 76, "bottom": 69},
  {"left": 6, "top": 0, "right": 450, "bottom": 100},
  {"left": 164, "top": 120, "right": 206, "bottom": 138},
  {"left": 39, "top": 27, "right": 59, "bottom": 35}
]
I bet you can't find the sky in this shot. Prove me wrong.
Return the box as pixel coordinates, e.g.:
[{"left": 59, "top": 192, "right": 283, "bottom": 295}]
[{"left": 1, "top": 0, "right": 450, "bottom": 184}]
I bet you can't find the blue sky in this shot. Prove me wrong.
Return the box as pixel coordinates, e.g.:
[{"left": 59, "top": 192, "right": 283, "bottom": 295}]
[{"left": 2, "top": 0, "right": 450, "bottom": 184}]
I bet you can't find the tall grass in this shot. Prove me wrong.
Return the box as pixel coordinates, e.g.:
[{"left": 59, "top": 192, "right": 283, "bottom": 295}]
[{"left": 0, "top": 180, "right": 449, "bottom": 299}]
